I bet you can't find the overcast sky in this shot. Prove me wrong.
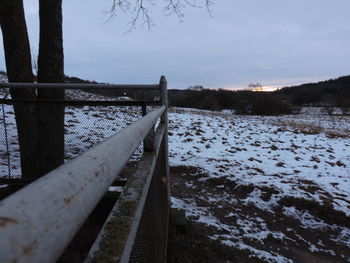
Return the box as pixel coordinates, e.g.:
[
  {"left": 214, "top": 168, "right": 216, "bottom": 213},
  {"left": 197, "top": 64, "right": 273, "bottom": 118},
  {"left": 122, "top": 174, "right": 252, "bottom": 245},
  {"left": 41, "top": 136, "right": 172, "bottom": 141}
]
[{"left": 1, "top": 0, "right": 350, "bottom": 89}]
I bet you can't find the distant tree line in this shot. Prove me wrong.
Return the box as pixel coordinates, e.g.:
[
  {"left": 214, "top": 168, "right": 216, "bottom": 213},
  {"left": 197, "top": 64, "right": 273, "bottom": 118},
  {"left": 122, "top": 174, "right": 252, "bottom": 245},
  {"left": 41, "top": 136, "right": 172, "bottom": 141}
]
[
  {"left": 169, "top": 75, "right": 350, "bottom": 115},
  {"left": 169, "top": 88, "right": 292, "bottom": 115}
]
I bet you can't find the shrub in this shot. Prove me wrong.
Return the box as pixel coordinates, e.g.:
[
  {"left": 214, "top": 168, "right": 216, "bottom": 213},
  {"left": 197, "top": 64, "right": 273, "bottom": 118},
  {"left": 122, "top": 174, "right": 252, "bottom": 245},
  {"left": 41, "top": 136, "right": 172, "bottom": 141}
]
[
  {"left": 198, "top": 95, "right": 221, "bottom": 111},
  {"left": 251, "top": 94, "right": 291, "bottom": 115},
  {"left": 338, "top": 98, "right": 350, "bottom": 114}
]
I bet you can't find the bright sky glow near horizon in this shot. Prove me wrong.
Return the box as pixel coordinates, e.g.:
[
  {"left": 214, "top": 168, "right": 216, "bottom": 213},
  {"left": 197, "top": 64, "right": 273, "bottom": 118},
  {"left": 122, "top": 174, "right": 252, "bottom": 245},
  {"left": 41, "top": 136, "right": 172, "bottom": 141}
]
[{"left": 1, "top": 0, "right": 350, "bottom": 90}]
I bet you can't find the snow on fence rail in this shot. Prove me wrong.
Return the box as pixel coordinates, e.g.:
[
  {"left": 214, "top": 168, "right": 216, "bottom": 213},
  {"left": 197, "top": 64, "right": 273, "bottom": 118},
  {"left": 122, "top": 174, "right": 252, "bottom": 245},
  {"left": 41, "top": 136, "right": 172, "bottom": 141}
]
[{"left": 0, "top": 76, "right": 169, "bottom": 263}]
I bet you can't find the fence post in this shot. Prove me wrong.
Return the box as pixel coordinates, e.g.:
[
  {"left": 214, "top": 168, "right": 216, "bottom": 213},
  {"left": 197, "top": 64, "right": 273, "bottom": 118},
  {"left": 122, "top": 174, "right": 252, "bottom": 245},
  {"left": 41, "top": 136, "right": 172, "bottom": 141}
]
[
  {"left": 159, "top": 76, "right": 169, "bottom": 177},
  {"left": 159, "top": 75, "right": 170, "bottom": 261},
  {"left": 160, "top": 76, "right": 167, "bottom": 124}
]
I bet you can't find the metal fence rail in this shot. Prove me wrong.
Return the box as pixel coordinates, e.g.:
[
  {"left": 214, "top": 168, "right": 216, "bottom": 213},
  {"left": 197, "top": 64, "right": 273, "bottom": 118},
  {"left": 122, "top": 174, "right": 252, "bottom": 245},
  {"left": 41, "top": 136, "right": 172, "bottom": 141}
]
[
  {"left": 0, "top": 83, "right": 160, "bottom": 90},
  {"left": 0, "top": 76, "right": 169, "bottom": 263},
  {"left": 0, "top": 79, "right": 161, "bottom": 177}
]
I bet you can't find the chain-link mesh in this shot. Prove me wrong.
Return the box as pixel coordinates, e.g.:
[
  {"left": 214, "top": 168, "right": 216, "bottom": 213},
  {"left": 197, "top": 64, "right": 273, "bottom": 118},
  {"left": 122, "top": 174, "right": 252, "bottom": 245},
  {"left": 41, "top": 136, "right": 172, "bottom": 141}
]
[
  {"left": 129, "top": 136, "right": 169, "bottom": 263},
  {"left": 0, "top": 88, "right": 145, "bottom": 178},
  {"left": 0, "top": 95, "right": 19, "bottom": 177},
  {"left": 64, "top": 104, "right": 143, "bottom": 161}
]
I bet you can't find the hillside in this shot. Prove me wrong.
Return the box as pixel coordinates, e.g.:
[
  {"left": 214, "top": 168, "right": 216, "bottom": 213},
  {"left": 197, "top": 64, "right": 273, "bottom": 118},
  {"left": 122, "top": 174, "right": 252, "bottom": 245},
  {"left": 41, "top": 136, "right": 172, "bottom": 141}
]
[
  {"left": 279, "top": 75, "right": 350, "bottom": 95},
  {"left": 277, "top": 75, "right": 350, "bottom": 106}
]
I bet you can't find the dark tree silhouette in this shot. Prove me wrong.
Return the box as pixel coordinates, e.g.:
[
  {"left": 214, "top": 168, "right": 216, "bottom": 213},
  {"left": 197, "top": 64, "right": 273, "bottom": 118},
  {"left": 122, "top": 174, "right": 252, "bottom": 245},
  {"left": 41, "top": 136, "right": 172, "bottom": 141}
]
[
  {"left": 0, "top": 0, "right": 41, "bottom": 177},
  {"left": 36, "top": 0, "right": 65, "bottom": 176}
]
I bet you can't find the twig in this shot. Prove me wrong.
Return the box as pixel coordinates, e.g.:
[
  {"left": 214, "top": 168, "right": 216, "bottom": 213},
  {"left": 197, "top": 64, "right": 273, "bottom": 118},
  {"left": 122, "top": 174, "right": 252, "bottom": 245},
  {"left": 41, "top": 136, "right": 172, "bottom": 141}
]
[{"left": 104, "top": 0, "right": 213, "bottom": 30}]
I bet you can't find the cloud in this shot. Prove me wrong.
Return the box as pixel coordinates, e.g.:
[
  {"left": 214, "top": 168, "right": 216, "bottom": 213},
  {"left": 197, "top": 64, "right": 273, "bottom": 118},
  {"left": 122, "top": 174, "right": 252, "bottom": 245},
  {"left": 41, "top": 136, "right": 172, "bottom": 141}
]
[{"left": 1, "top": 0, "right": 350, "bottom": 89}]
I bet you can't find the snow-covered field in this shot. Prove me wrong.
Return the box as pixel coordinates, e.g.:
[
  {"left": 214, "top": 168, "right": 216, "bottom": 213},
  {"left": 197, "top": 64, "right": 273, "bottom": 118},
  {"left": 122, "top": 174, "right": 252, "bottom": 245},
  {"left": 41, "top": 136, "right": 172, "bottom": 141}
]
[
  {"left": 0, "top": 87, "right": 349, "bottom": 262},
  {"left": 169, "top": 107, "right": 350, "bottom": 263}
]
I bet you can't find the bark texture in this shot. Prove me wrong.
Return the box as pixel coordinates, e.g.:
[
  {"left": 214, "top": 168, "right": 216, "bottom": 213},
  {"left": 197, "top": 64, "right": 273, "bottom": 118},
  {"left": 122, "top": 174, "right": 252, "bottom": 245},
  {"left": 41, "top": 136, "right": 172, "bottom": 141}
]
[
  {"left": 0, "top": 0, "right": 40, "bottom": 178},
  {"left": 37, "top": 0, "right": 65, "bottom": 175}
]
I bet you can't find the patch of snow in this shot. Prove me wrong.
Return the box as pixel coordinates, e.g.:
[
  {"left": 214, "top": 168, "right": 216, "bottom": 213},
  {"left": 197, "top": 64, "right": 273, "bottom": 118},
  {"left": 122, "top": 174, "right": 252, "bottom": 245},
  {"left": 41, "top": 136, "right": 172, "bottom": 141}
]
[
  {"left": 282, "top": 206, "right": 327, "bottom": 229},
  {"left": 235, "top": 242, "right": 293, "bottom": 263},
  {"left": 108, "top": 186, "right": 123, "bottom": 192}
]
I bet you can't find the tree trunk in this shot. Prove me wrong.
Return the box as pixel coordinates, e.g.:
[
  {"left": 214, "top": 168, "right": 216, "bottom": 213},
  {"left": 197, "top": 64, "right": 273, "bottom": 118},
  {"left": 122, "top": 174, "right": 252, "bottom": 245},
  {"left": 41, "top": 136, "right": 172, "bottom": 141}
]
[
  {"left": 37, "top": 0, "right": 65, "bottom": 175},
  {"left": 0, "top": 0, "right": 41, "bottom": 178}
]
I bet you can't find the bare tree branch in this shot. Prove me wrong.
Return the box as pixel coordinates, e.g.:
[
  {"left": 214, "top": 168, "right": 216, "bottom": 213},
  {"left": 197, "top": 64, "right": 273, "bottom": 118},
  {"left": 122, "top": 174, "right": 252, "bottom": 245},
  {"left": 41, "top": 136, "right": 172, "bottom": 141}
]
[
  {"left": 104, "top": 0, "right": 213, "bottom": 30},
  {"left": 128, "top": 0, "right": 155, "bottom": 31}
]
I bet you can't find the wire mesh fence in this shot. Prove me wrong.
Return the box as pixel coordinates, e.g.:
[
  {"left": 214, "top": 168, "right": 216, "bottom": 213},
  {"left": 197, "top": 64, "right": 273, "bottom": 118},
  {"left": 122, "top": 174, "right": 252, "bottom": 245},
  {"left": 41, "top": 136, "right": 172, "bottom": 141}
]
[
  {"left": 0, "top": 88, "right": 152, "bottom": 178},
  {"left": 64, "top": 104, "right": 143, "bottom": 161},
  {"left": 129, "top": 136, "right": 169, "bottom": 263},
  {"left": 0, "top": 95, "right": 19, "bottom": 177}
]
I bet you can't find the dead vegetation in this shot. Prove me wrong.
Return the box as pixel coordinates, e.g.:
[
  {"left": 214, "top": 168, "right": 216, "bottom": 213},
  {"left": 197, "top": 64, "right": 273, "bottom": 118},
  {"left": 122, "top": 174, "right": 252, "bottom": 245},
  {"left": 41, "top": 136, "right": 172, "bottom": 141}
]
[{"left": 267, "top": 118, "right": 350, "bottom": 138}]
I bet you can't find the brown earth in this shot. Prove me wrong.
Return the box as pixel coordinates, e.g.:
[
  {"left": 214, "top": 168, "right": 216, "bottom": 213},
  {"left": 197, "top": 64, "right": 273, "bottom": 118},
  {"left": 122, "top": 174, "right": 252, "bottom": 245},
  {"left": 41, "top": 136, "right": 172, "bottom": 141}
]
[{"left": 169, "top": 165, "right": 350, "bottom": 263}]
